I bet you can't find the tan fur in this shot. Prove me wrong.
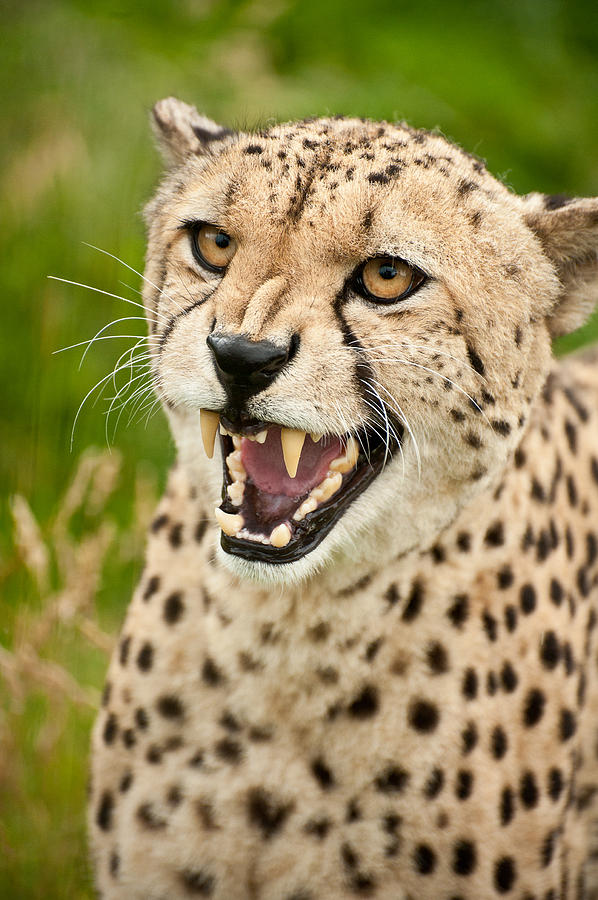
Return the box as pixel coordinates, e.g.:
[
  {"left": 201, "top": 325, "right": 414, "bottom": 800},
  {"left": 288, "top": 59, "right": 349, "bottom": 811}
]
[{"left": 89, "top": 99, "right": 598, "bottom": 898}]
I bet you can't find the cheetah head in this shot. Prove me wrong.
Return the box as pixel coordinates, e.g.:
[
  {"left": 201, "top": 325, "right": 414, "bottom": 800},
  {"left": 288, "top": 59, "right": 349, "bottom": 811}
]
[{"left": 143, "top": 98, "right": 598, "bottom": 584}]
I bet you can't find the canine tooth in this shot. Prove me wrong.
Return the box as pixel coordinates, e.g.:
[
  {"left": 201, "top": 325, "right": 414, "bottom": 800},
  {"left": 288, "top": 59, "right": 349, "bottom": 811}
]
[
  {"left": 345, "top": 436, "right": 359, "bottom": 466},
  {"left": 219, "top": 423, "right": 227, "bottom": 435},
  {"left": 280, "top": 428, "right": 306, "bottom": 478},
  {"left": 310, "top": 432, "right": 323, "bottom": 443},
  {"left": 200, "top": 409, "right": 219, "bottom": 459},
  {"left": 227, "top": 481, "right": 245, "bottom": 506},
  {"left": 270, "top": 523, "right": 292, "bottom": 548},
  {"left": 232, "top": 435, "right": 242, "bottom": 450},
  {"left": 255, "top": 430, "right": 268, "bottom": 443},
  {"left": 214, "top": 507, "right": 244, "bottom": 536}
]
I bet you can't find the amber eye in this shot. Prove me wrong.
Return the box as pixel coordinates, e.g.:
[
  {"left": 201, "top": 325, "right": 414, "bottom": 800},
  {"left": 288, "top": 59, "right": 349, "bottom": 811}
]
[
  {"left": 358, "top": 256, "right": 425, "bottom": 304},
  {"left": 190, "top": 223, "right": 237, "bottom": 272}
]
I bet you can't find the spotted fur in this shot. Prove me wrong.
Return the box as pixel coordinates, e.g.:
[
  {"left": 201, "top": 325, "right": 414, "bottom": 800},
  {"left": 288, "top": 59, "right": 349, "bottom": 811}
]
[{"left": 89, "top": 97, "right": 598, "bottom": 898}]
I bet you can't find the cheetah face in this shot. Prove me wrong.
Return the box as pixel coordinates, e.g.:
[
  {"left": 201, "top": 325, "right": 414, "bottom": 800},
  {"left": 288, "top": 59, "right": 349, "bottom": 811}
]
[{"left": 143, "top": 99, "right": 596, "bottom": 583}]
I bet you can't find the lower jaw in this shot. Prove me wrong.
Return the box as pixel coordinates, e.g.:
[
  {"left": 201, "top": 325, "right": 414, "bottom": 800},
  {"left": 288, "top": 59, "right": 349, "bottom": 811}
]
[{"left": 219, "top": 438, "right": 399, "bottom": 565}]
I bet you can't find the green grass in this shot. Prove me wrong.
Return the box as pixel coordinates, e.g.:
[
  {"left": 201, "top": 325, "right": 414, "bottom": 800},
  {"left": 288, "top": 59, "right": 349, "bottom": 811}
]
[{"left": 2, "top": 0, "right": 598, "bottom": 895}]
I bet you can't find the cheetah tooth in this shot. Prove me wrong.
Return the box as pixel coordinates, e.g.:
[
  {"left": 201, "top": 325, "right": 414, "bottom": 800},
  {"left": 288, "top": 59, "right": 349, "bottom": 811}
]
[
  {"left": 280, "top": 428, "right": 306, "bottom": 478},
  {"left": 214, "top": 507, "right": 244, "bottom": 536},
  {"left": 310, "top": 432, "right": 323, "bottom": 443},
  {"left": 200, "top": 409, "right": 219, "bottom": 458},
  {"left": 270, "top": 523, "right": 292, "bottom": 548},
  {"left": 227, "top": 481, "right": 244, "bottom": 506},
  {"left": 255, "top": 429, "right": 268, "bottom": 443},
  {"left": 311, "top": 471, "right": 343, "bottom": 503}
]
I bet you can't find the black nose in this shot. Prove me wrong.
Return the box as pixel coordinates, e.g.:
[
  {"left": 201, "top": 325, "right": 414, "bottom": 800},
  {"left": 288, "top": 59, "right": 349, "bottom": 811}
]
[{"left": 206, "top": 332, "right": 299, "bottom": 398}]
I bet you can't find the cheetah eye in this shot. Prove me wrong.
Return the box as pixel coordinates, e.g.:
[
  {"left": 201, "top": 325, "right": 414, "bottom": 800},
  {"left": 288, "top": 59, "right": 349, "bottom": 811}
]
[
  {"left": 356, "top": 256, "right": 426, "bottom": 304},
  {"left": 190, "top": 223, "right": 237, "bottom": 273}
]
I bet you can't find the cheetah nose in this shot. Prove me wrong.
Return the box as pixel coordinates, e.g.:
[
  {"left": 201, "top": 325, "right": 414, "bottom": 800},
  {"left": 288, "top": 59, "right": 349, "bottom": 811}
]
[{"left": 206, "top": 332, "right": 300, "bottom": 397}]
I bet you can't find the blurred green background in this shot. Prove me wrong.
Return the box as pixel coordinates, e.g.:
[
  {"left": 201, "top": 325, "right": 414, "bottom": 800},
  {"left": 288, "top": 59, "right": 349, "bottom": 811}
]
[{"left": 2, "top": 0, "right": 598, "bottom": 895}]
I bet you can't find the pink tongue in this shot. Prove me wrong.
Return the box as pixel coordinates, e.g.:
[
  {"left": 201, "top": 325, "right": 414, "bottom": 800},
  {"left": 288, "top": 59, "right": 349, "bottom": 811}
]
[{"left": 241, "top": 428, "right": 344, "bottom": 497}]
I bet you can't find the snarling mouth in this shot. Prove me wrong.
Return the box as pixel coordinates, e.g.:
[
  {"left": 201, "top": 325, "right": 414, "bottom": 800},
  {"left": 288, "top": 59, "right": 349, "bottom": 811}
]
[{"left": 200, "top": 410, "right": 403, "bottom": 563}]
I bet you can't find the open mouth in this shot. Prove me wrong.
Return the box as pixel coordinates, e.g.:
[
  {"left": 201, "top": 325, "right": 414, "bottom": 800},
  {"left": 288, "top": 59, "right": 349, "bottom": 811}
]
[{"left": 200, "top": 410, "right": 403, "bottom": 564}]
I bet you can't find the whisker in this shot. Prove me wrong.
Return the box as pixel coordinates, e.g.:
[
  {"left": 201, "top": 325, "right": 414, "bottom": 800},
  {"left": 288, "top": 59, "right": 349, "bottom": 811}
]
[
  {"left": 47, "top": 275, "right": 166, "bottom": 324},
  {"left": 82, "top": 241, "right": 188, "bottom": 316}
]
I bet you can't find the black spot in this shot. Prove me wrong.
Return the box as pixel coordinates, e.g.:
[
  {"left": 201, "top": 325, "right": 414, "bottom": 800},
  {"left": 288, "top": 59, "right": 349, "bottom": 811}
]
[
  {"left": 195, "top": 518, "right": 207, "bottom": 543},
  {"left": 540, "top": 632, "right": 560, "bottom": 669},
  {"left": 560, "top": 708, "right": 576, "bottom": 742},
  {"left": 402, "top": 579, "right": 424, "bottom": 621},
  {"left": 375, "top": 765, "right": 409, "bottom": 794},
  {"left": 179, "top": 868, "right": 215, "bottom": 895},
  {"left": 146, "top": 744, "right": 162, "bottom": 764},
  {"left": 462, "top": 668, "right": 478, "bottom": 700},
  {"left": 564, "top": 419, "right": 577, "bottom": 454},
  {"left": 520, "top": 584, "right": 536, "bottom": 614},
  {"left": 514, "top": 448, "right": 526, "bottom": 468},
  {"left": 464, "top": 431, "right": 482, "bottom": 449},
  {"left": 486, "top": 671, "right": 498, "bottom": 696},
  {"left": 548, "top": 768, "right": 564, "bottom": 802},
  {"left": 304, "top": 817, "right": 331, "bottom": 839},
  {"left": 244, "top": 144, "right": 264, "bottom": 154},
  {"left": 247, "top": 787, "right": 293, "bottom": 839},
  {"left": 466, "top": 344, "right": 485, "bottom": 376},
  {"left": 484, "top": 522, "right": 504, "bottom": 547},
  {"left": 169, "top": 523, "right": 183, "bottom": 547},
  {"left": 136, "top": 642, "right": 153, "bottom": 671},
  {"left": 202, "top": 656, "right": 225, "bottom": 686},
  {"left": 426, "top": 641, "right": 449, "bottom": 674},
  {"left": 118, "top": 636, "right": 131, "bottom": 666},
  {"left": 451, "top": 408, "right": 466, "bottom": 423},
  {"left": 431, "top": 544, "right": 446, "bottom": 564},
  {"left": 456, "top": 770, "right": 473, "bottom": 800},
  {"left": 458, "top": 178, "right": 478, "bottom": 195},
  {"left": 492, "top": 420, "right": 511, "bottom": 437},
  {"left": 97, "top": 791, "right": 114, "bottom": 831},
  {"left": 143, "top": 575, "right": 160, "bottom": 600},
  {"left": 520, "top": 771, "right": 539, "bottom": 808},
  {"left": 134, "top": 707, "right": 149, "bottom": 730},
  {"left": 500, "top": 787, "right": 515, "bottom": 826},
  {"left": 365, "top": 637, "right": 383, "bottom": 662},
  {"left": 591, "top": 456, "right": 598, "bottom": 485},
  {"left": 103, "top": 713, "right": 118, "bottom": 745},
  {"left": 384, "top": 583, "right": 399, "bottom": 605},
  {"left": 500, "top": 661, "right": 518, "bottom": 693},
  {"left": 456, "top": 532, "right": 471, "bottom": 552},
  {"left": 215, "top": 738, "right": 242, "bottom": 764},
  {"left": 504, "top": 605, "right": 517, "bottom": 632},
  {"left": 367, "top": 172, "right": 390, "bottom": 184},
  {"left": 523, "top": 688, "right": 546, "bottom": 727},
  {"left": 423, "top": 767, "right": 444, "bottom": 799},
  {"left": 311, "top": 757, "right": 335, "bottom": 790},
  {"left": 348, "top": 684, "right": 379, "bottom": 718},
  {"left": 461, "top": 721, "right": 478, "bottom": 754},
  {"left": 491, "top": 725, "right": 508, "bottom": 759},
  {"left": 447, "top": 594, "right": 469, "bottom": 628},
  {"left": 531, "top": 478, "right": 545, "bottom": 502},
  {"left": 119, "top": 771, "right": 133, "bottom": 792},
  {"left": 109, "top": 850, "right": 120, "bottom": 878},
  {"left": 151, "top": 513, "right": 169, "bottom": 533},
  {"left": 413, "top": 844, "right": 436, "bottom": 874},
  {"left": 494, "top": 856, "right": 516, "bottom": 892},
  {"left": 453, "top": 839, "right": 477, "bottom": 875},
  {"left": 483, "top": 612, "right": 498, "bottom": 642},
  {"left": 497, "top": 566, "right": 514, "bottom": 589},
  {"left": 409, "top": 698, "right": 439, "bottom": 732},
  {"left": 122, "top": 728, "right": 136, "bottom": 748},
  {"left": 163, "top": 591, "right": 185, "bottom": 624},
  {"left": 541, "top": 830, "right": 557, "bottom": 868},
  {"left": 346, "top": 799, "right": 361, "bottom": 822},
  {"left": 157, "top": 694, "right": 184, "bottom": 719},
  {"left": 550, "top": 578, "right": 563, "bottom": 606}
]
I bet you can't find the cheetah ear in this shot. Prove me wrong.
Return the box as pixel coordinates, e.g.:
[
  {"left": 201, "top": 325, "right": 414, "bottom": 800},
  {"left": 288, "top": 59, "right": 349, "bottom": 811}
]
[
  {"left": 151, "top": 97, "right": 235, "bottom": 167},
  {"left": 524, "top": 193, "right": 598, "bottom": 337}
]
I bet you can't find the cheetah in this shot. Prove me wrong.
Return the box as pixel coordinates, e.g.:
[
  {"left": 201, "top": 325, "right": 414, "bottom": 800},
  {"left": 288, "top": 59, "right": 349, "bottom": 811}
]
[{"left": 89, "top": 97, "right": 598, "bottom": 899}]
